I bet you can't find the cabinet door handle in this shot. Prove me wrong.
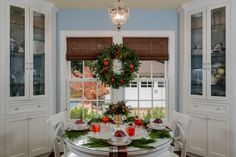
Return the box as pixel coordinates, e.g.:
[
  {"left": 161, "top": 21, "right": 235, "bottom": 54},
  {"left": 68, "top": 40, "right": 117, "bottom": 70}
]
[
  {"left": 38, "top": 105, "right": 41, "bottom": 108},
  {"left": 14, "top": 107, "right": 19, "bottom": 111},
  {"left": 194, "top": 105, "right": 198, "bottom": 108},
  {"left": 216, "top": 107, "right": 220, "bottom": 110}
]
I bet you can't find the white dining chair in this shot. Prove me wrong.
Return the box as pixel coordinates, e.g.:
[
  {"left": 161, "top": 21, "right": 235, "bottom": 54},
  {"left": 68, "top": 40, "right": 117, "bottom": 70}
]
[
  {"left": 157, "top": 111, "right": 192, "bottom": 157},
  {"left": 47, "top": 112, "right": 78, "bottom": 157}
]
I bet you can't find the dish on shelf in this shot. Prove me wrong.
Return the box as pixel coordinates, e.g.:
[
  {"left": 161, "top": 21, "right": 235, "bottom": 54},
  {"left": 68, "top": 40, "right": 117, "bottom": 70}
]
[
  {"left": 10, "top": 38, "right": 18, "bottom": 53},
  {"left": 212, "top": 63, "right": 225, "bottom": 78},
  {"left": 191, "top": 69, "right": 202, "bottom": 84},
  {"left": 33, "top": 40, "right": 45, "bottom": 54}
]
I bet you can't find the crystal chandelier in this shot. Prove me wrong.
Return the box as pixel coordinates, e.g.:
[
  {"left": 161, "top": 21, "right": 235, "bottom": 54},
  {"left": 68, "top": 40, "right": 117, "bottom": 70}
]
[{"left": 108, "top": 0, "right": 129, "bottom": 30}]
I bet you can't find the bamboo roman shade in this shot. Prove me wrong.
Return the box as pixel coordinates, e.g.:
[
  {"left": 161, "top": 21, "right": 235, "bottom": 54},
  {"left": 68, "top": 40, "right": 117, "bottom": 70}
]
[
  {"left": 123, "top": 37, "right": 169, "bottom": 60},
  {"left": 66, "top": 37, "right": 113, "bottom": 60}
]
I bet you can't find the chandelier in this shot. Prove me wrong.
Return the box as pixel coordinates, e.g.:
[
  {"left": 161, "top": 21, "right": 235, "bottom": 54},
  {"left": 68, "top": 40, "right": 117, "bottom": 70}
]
[{"left": 108, "top": 0, "right": 129, "bottom": 30}]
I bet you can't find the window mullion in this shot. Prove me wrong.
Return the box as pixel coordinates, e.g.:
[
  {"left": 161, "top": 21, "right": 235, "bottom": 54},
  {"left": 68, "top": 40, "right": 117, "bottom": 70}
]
[
  {"left": 138, "top": 81, "right": 140, "bottom": 116},
  {"left": 96, "top": 81, "right": 98, "bottom": 117},
  {"left": 82, "top": 61, "right": 85, "bottom": 119},
  {"left": 151, "top": 61, "right": 154, "bottom": 118}
]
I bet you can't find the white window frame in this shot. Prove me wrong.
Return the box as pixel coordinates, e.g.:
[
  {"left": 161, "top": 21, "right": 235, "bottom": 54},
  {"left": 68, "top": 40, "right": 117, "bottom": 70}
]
[{"left": 60, "top": 31, "right": 176, "bottom": 122}]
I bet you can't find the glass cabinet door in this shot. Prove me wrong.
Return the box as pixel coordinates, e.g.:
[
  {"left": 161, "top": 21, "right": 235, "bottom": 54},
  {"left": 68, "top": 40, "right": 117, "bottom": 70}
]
[
  {"left": 32, "top": 11, "right": 45, "bottom": 96},
  {"left": 190, "top": 12, "right": 204, "bottom": 96},
  {"left": 9, "top": 6, "right": 26, "bottom": 97},
  {"left": 210, "top": 7, "right": 226, "bottom": 97}
]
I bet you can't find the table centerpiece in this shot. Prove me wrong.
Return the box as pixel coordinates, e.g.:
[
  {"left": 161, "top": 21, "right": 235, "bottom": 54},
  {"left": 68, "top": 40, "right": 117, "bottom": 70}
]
[{"left": 104, "top": 101, "right": 130, "bottom": 128}]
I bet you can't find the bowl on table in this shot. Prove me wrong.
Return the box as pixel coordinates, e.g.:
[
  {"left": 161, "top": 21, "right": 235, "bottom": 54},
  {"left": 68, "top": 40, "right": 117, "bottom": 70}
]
[
  {"left": 70, "top": 119, "right": 90, "bottom": 130},
  {"left": 150, "top": 118, "right": 164, "bottom": 130}
]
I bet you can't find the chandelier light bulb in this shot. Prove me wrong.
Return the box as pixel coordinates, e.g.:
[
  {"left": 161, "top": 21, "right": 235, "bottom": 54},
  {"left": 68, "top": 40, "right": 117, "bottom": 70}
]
[{"left": 109, "top": 0, "right": 129, "bottom": 30}]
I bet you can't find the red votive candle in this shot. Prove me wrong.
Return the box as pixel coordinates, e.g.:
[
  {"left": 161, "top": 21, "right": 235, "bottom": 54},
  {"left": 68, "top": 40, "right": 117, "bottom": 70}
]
[
  {"left": 126, "top": 123, "right": 135, "bottom": 137},
  {"left": 92, "top": 123, "right": 100, "bottom": 133},
  {"left": 102, "top": 116, "right": 110, "bottom": 124},
  {"left": 135, "top": 118, "right": 142, "bottom": 126}
]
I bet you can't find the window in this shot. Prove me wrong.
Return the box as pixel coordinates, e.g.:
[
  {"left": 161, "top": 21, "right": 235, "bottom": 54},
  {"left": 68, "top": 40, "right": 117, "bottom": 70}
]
[
  {"left": 125, "top": 61, "right": 167, "bottom": 119},
  {"left": 64, "top": 33, "right": 173, "bottom": 121},
  {"left": 68, "top": 60, "right": 111, "bottom": 119},
  {"left": 67, "top": 60, "right": 167, "bottom": 120}
]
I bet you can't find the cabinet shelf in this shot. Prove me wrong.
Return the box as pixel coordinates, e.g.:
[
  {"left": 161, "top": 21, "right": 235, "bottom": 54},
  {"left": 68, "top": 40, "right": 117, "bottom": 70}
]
[
  {"left": 211, "top": 51, "right": 225, "bottom": 58},
  {"left": 10, "top": 21, "right": 24, "bottom": 27},
  {"left": 191, "top": 28, "right": 203, "bottom": 31},
  {"left": 10, "top": 52, "right": 25, "bottom": 57},
  {"left": 212, "top": 23, "right": 225, "bottom": 27},
  {"left": 192, "top": 49, "right": 203, "bottom": 56}
]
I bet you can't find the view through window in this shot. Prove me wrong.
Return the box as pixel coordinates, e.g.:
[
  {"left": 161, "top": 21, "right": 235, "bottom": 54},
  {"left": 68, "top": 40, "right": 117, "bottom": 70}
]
[
  {"left": 125, "top": 61, "right": 167, "bottom": 119},
  {"left": 68, "top": 60, "right": 167, "bottom": 119}
]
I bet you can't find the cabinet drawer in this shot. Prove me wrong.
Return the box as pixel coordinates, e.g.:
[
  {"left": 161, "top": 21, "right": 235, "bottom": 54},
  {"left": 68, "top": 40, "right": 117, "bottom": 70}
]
[
  {"left": 188, "top": 102, "right": 230, "bottom": 115},
  {"left": 6, "top": 102, "right": 47, "bottom": 115}
]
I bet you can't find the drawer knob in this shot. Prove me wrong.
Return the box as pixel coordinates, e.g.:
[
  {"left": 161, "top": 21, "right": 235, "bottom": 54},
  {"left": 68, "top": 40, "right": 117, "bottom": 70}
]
[
  {"left": 217, "top": 107, "right": 220, "bottom": 110},
  {"left": 38, "top": 105, "right": 41, "bottom": 108},
  {"left": 194, "top": 105, "right": 198, "bottom": 108},
  {"left": 14, "top": 108, "right": 19, "bottom": 111}
]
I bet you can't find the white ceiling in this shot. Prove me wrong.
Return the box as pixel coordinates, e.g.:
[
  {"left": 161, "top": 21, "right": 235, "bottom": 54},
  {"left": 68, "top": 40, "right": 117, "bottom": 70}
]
[{"left": 47, "top": 0, "right": 190, "bottom": 10}]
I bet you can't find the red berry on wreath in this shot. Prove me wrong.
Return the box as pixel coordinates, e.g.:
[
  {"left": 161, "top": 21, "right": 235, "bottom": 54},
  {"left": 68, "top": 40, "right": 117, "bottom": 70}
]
[
  {"left": 129, "top": 64, "right": 134, "bottom": 70},
  {"left": 120, "top": 79, "right": 125, "bottom": 84},
  {"left": 111, "top": 77, "right": 115, "bottom": 83},
  {"left": 103, "top": 60, "right": 109, "bottom": 66}
]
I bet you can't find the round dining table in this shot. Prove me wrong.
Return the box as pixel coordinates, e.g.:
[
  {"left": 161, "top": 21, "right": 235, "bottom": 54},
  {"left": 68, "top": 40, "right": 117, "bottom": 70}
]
[{"left": 64, "top": 123, "right": 172, "bottom": 157}]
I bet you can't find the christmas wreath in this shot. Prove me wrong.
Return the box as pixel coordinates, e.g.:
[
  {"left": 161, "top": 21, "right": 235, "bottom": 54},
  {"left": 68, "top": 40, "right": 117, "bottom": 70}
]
[{"left": 94, "top": 43, "right": 139, "bottom": 88}]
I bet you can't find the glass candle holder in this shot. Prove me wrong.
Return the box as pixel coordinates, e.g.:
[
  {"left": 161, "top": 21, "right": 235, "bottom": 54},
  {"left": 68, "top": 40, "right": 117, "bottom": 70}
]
[
  {"left": 91, "top": 123, "right": 100, "bottom": 133},
  {"left": 102, "top": 116, "right": 110, "bottom": 124},
  {"left": 135, "top": 118, "right": 142, "bottom": 126},
  {"left": 126, "top": 122, "right": 135, "bottom": 137}
]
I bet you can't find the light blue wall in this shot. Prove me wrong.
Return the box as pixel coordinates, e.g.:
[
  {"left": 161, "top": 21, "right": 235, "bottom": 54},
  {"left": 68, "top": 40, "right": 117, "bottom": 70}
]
[{"left": 56, "top": 9, "right": 179, "bottom": 112}]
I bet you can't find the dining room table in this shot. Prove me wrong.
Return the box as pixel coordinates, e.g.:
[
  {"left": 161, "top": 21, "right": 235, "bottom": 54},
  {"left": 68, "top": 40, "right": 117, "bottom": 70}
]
[{"left": 63, "top": 122, "right": 172, "bottom": 157}]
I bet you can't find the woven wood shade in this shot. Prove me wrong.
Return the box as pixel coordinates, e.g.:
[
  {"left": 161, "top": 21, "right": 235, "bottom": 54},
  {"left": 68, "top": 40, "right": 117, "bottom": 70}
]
[
  {"left": 123, "top": 37, "right": 169, "bottom": 60},
  {"left": 66, "top": 37, "right": 113, "bottom": 60}
]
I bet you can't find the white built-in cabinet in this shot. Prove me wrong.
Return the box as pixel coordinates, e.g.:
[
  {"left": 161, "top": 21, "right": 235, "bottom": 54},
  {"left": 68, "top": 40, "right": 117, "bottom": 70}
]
[
  {"left": 5, "top": 113, "right": 49, "bottom": 157},
  {"left": 0, "top": 0, "right": 56, "bottom": 157},
  {"left": 179, "top": 0, "right": 231, "bottom": 157}
]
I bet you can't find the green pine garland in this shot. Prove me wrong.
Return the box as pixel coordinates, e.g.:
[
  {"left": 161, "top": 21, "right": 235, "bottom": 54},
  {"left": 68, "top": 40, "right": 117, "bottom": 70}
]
[
  {"left": 148, "top": 130, "right": 171, "bottom": 139},
  {"left": 94, "top": 43, "right": 140, "bottom": 89},
  {"left": 63, "top": 130, "right": 89, "bottom": 142},
  {"left": 63, "top": 125, "right": 171, "bottom": 149}
]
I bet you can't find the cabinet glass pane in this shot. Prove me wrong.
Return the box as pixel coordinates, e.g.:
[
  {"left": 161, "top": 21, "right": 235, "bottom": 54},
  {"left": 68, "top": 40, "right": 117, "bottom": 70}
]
[
  {"left": 211, "top": 7, "right": 226, "bottom": 97},
  {"left": 191, "top": 12, "right": 203, "bottom": 95},
  {"left": 10, "top": 6, "right": 25, "bottom": 97},
  {"left": 33, "top": 12, "right": 45, "bottom": 95}
]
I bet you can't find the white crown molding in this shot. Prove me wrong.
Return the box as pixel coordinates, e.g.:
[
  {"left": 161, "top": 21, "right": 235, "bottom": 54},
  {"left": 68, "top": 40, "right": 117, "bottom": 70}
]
[{"left": 179, "top": 0, "right": 229, "bottom": 12}]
